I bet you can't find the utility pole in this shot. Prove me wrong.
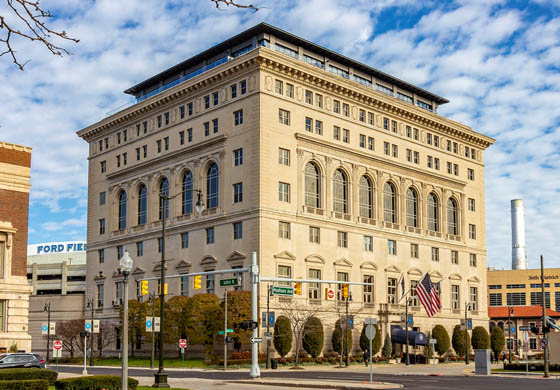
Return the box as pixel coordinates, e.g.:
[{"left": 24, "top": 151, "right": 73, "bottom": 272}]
[
  {"left": 88, "top": 298, "right": 95, "bottom": 367},
  {"left": 405, "top": 295, "right": 409, "bottom": 366},
  {"left": 465, "top": 302, "right": 470, "bottom": 365},
  {"left": 508, "top": 307, "right": 513, "bottom": 364},
  {"left": 224, "top": 288, "right": 228, "bottom": 371},
  {"left": 266, "top": 284, "right": 271, "bottom": 369},
  {"left": 541, "top": 255, "right": 549, "bottom": 378},
  {"left": 249, "top": 251, "right": 260, "bottom": 378},
  {"left": 150, "top": 293, "right": 156, "bottom": 370},
  {"left": 44, "top": 302, "right": 51, "bottom": 364},
  {"left": 345, "top": 292, "right": 351, "bottom": 367}
]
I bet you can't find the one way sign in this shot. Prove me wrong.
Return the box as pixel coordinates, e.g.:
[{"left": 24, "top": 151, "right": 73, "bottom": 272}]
[{"left": 250, "top": 337, "right": 263, "bottom": 344}]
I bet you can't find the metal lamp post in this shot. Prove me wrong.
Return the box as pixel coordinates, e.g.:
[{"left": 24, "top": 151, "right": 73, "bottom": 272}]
[
  {"left": 508, "top": 307, "right": 514, "bottom": 364},
  {"left": 44, "top": 302, "right": 51, "bottom": 364},
  {"left": 86, "top": 298, "right": 95, "bottom": 366},
  {"left": 120, "top": 251, "right": 133, "bottom": 390},
  {"left": 465, "top": 302, "right": 470, "bottom": 365},
  {"left": 154, "top": 189, "right": 203, "bottom": 388}
]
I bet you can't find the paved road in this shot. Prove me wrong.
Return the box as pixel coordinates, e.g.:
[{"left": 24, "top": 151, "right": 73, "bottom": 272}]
[{"left": 56, "top": 365, "right": 557, "bottom": 389}]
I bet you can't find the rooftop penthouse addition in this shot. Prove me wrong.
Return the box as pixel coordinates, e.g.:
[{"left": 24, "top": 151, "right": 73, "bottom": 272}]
[{"left": 125, "top": 23, "right": 448, "bottom": 112}]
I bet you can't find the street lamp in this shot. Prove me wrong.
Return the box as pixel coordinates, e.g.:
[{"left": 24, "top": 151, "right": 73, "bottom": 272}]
[
  {"left": 86, "top": 298, "right": 95, "bottom": 366},
  {"left": 120, "top": 251, "right": 133, "bottom": 390},
  {"left": 465, "top": 302, "right": 471, "bottom": 365},
  {"left": 508, "top": 307, "right": 514, "bottom": 364},
  {"left": 44, "top": 302, "right": 51, "bottom": 364},
  {"left": 154, "top": 188, "right": 204, "bottom": 388}
]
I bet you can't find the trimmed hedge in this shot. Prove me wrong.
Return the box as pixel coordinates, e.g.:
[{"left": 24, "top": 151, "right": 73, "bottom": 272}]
[
  {"left": 0, "top": 368, "right": 57, "bottom": 385},
  {"left": 503, "top": 363, "right": 560, "bottom": 372},
  {"left": 54, "top": 375, "right": 138, "bottom": 390},
  {"left": 303, "top": 316, "right": 324, "bottom": 358},
  {"left": 0, "top": 379, "right": 48, "bottom": 390}
]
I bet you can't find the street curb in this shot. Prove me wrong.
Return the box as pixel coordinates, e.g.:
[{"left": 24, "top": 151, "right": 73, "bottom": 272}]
[{"left": 229, "top": 380, "right": 403, "bottom": 389}]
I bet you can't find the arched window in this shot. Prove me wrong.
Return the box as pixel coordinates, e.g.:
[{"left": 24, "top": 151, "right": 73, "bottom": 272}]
[
  {"left": 159, "top": 178, "right": 169, "bottom": 220},
  {"left": 406, "top": 188, "right": 418, "bottom": 227},
  {"left": 182, "top": 171, "right": 193, "bottom": 215},
  {"left": 118, "top": 191, "right": 127, "bottom": 230},
  {"left": 304, "top": 162, "right": 321, "bottom": 208},
  {"left": 138, "top": 185, "right": 147, "bottom": 225},
  {"left": 383, "top": 182, "right": 396, "bottom": 223},
  {"left": 427, "top": 193, "right": 439, "bottom": 231},
  {"left": 333, "top": 169, "right": 348, "bottom": 213},
  {"left": 359, "top": 176, "right": 373, "bottom": 218},
  {"left": 207, "top": 163, "right": 219, "bottom": 209},
  {"left": 447, "top": 198, "right": 458, "bottom": 235}
]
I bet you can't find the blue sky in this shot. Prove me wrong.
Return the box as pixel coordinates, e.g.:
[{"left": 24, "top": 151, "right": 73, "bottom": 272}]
[{"left": 0, "top": 0, "right": 559, "bottom": 269}]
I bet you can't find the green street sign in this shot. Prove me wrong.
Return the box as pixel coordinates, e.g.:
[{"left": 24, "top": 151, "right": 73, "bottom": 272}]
[
  {"left": 227, "top": 329, "right": 233, "bottom": 333},
  {"left": 218, "top": 329, "right": 233, "bottom": 335},
  {"left": 271, "top": 286, "right": 294, "bottom": 296},
  {"left": 218, "top": 330, "right": 225, "bottom": 335},
  {"left": 220, "top": 278, "right": 240, "bottom": 287}
]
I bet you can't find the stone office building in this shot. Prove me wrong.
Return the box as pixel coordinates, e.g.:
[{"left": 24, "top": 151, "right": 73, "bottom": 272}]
[{"left": 78, "top": 23, "right": 494, "bottom": 355}]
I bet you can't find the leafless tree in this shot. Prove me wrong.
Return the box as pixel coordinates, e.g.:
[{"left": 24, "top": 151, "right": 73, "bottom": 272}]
[
  {"left": 0, "top": 0, "right": 258, "bottom": 70},
  {"left": 278, "top": 302, "right": 321, "bottom": 368},
  {"left": 57, "top": 319, "right": 83, "bottom": 358}
]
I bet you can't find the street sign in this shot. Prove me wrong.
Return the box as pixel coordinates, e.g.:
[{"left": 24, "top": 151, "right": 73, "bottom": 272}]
[
  {"left": 250, "top": 337, "right": 263, "bottom": 343},
  {"left": 365, "top": 324, "right": 376, "bottom": 340},
  {"left": 225, "top": 336, "right": 234, "bottom": 343},
  {"left": 540, "top": 338, "right": 548, "bottom": 349},
  {"left": 407, "top": 314, "right": 414, "bottom": 326},
  {"left": 429, "top": 338, "right": 437, "bottom": 345},
  {"left": 523, "top": 331, "right": 529, "bottom": 343},
  {"left": 154, "top": 316, "right": 160, "bottom": 332},
  {"left": 271, "top": 286, "right": 294, "bottom": 296},
  {"left": 510, "top": 327, "right": 516, "bottom": 333},
  {"left": 218, "top": 330, "right": 225, "bottom": 335},
  {"left": 85, "top": 321, "right": 92, "bottom": 332},
  {"left": 325, "top": 287, "right": 335, "bottom": 300},
  {"left": 178, "top": 339, "right": 187, "bottom": 349},
  {"left": 146, "top": 317, "right": 160, "bottom": 332},
  {"left": 519, "top": 326, "right": 531, "bottom": 331},
  {"left": 364, "top": 318, "right": 377, "bottom": 325},
  {"left": 220, "top": 278, "right": 240, "bottom": 287},
  {"left": 342, "top": 315, "right": 354, "bottom": 329},
  {"left": 53, "top": 348, "right": 62, "bottom": 358},
  {"left": 53, "top": 340, "right": 62, "bottom": 350},
  {"left": 262, "top": 311, "right": 276, "bottom": 326},
  {"left": 460, "top": 318, "right": 473, "bottom": 331},
  {"left": 218, "top": 329, "right": 233, "bottom": 335},
  {"left": 264, "top": 331, "right": 272, "bottom": 337},
  {"left": 85, "top": 320, "right": 100, "bottom": 333},
  {"left": 42, "top": 322, "right": 56, "bottom": 335}
]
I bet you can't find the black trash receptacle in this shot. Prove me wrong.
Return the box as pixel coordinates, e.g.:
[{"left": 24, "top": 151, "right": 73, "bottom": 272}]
[{"left": 271, "top": 358, "right": 278, "bottom": 369}]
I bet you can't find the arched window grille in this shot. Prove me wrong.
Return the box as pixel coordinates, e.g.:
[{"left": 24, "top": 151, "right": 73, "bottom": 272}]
[
  {"left": 383, "top": 182, "right": 396, "bottom": 223},
  {"left": 182, "top": 171, "right": 193, "bottom": 215},
  {"left": 406, "top": 188, "right": 418, "bottom": 227},
  {"left": 207, "top": 163, "right": 219, "bottom": 209},
  {"left": 304, "top": 162, "right": 321, "bottom": 208},
  {"left": 427, "top": 193, "right": 439, "bottom": 231},
  {"left": 447, "top": 198, "right": 458, "bottom": 235},
  {"left": 333, "top": 169, "right": 348, "bottom": 213},
  {"left": 359, "top": 176, "right": 373, "bottom": 218},
  {"left": 138, "top": 185, "right": 147, "bottom": 225}
]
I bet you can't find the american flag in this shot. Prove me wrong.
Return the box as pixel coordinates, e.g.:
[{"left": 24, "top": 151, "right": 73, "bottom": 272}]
[{"left": 415, "top": 273, "right": 441, "bottom": 317}]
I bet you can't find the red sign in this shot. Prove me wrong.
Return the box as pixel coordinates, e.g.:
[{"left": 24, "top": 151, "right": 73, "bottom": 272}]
[
  {"left": 178, "top": 339, "right": 187, "bottom": 349},
  {"left": 326, "top": 288, "right": 335, "bottom": 300},
  {"left": 53, "top": 340, "right": 63, "bottom": 350}
]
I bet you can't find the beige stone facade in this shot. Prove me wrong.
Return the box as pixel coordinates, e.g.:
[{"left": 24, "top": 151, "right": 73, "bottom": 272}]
[
  {"left": 0, "top": 142, "right": 33, "bottom": 352},
  {"left": 78, "top": 24, "right": 494, "bottom": 355}
]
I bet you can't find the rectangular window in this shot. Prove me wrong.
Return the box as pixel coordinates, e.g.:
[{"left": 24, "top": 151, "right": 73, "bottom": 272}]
[
  {"left": 286, "top": 83, "right": 294, "bottom": 98},
  {"left": 116, "top": 245, "right": 124, "bottom": 259},
  {"left": 342, "top": 103, "right": 349, "bottom": 117},
  {"left": 414, "top": 151, "right": 419, "bottom": 164},
  {"left": 98, "top": 249, "right": 104, "bottom": 264},
  {"left": 163, "top": 112, "right": 169, "bottom": 125},
  {"left": 204, "top": 122, "right": 210, "bottom": 136},
  {"left": 278, "top": 182, "right": 290, "bottom": 202},
  {"left": 333, "top": 100, "right": 340, "bottom": 114},
  {"left": 363, "top": 275, "right": 374, "bottom": 303},
  {"left": 97, "top": 284, "right": 104, "bottom": 308},
  {"left": 142, "top": 121, "right": 148, "bottom": 133},
  {"left": 136, "top": 241, "right": 143, "bottom": 256},
  {"left": 410, "top": 280, "right": 420, "bottom": 307},
  {"left": 368, "top": 137, "right": 375, "bottom": 151},
  {"left": 157, "top": 115, "right": 162, "bottom": 128},
  {"left": 359, "top": 109, "right": 365, "bottom": 122},
  {"left": 309, "top": 226, "right": 320, "bottom": 244},
  {"left": 213, "top": 91, "right": 219, "bottom": 106},
  {"left": 279, "top": 109, "right": 290, "bottom": 125},
  {"left": 231, "top": 84, "right": 237, "bottom": 98},
  {"left": 181, "top": 233, "right": 189, "bottom": 249},
  {"left": 115, "top": 281, "right": 123, "bottom": 303},
  {"left": 469, "top": 287, "right": 478, "bottom": 311},
  {"left": 333, "top": 126, "right": 341, "bottom": 141},
  {"left": 427, "top": 133, "right": 432, "bottom": 145},
  {"left": 305, "top": 117, "right": 312, "bottom": 132},
  {"left": 465, "top": 146, "right": 470, "bottom": 158},
  {"left": 392, "top": 144, "right": 398, "bottom": 158},
  {"left": 384, "top": 142, "right": 390, "bottom": 155},
  {"left": 99, "top": 219, "right": 105, "bottom": 235},
  {"left": 410, "top": 243, "right": 419, "bottom": 258},
  {"left": 234, "top": 148, "right": 243, "bottom": 166},
  {"left": 240, "top": 80, "right": 247, "bottom": 94},
  {"left": 468, "top": 198, "right": 475, "bottom": 211},
  {"left": 432, "top": 247, "right": 439, "bottom": 262},
  {"left": 447, "top": 140, "right": 452, "bottom": 151},
  {"left": 451, "top": 285, "right": 460, "bottom": 310},
  {"left": 187, "top": 128, "right": 192, "bottom": 142},
  {"left": 388, "top": 277, "right": 397, "bottom": 304},
  {"left": 179, "top": 131, "right": 185, "bottom": 145},
  {"left": 99, "top": 191, "right": 106, "bottom": 205},
  {"left": 489, "top": 293, "right": 502, "bottom": 306},
  {"left": 360, "top": 134, "right": 366, "bottom": 148},
  {"left": 507, "top": 292, "right": 526, "bottom": 306},
  {"left": 316, "top": 94, "right": 323, "bottom": 108},
  {"left": 469, "top": 224, "right": 476, "bottom": 239},
  {"left": 469, "top": 253, "right": 477, "bottom": 267},
  {"left": 164, "top": 137, "right": 169, "bottom": 150},
  {"left": 342, "top": 129, "right": 350, "bottom": 143},
  {"left": 447, "top": 162, "right": 452, "bottom": 174},
  {"left": 368, "top": 112, "right": 374, "bottom": 125},
  {"left": 388, "top": 239, "right": 397, "bottom": 255},
  {"left": 234, "top": 109, "right": 243, "bottom": 125},
  {"left": 453, "top": 142, "right": 458, "bottom": 154},
  {"left": 468, "top": 168, "right": 475, "bottom": 180},
  {"left": 206, "top": 227, "right": 215, "bottom": 244},
  {"left": 454, "top": 164, "right": 459, "bottom": 176},
  {"left": 204, "top": 95, "right": 210, "bottom": 109},
  {"left": 275, "top": 80, "right": 283, "bottom": 95},
  {"left": 434, "top": 158, "right": 440, "bottom": 170},
  {"left": 157, "top": 139, "right": 162, "bottom": 153},
  {"left": 100, "top": 161, "right": 106, "bottom": 173},
  {"left": 143, "top": 145, "right": 147, "bottom": 158},
  {"left": 117, "top": 132, "right": 121, "bottom": 144},
  {"left": 279, "top": 221, "right": 290, "bottom": 239},
  {"left": 309, "top": 269, "right": 321, "bottom": 299},
  {"left": 180, "top": 105, "right": 185, "bottom": 119},
  {"left": 363, "top": 236, "right": 373, "bottom": 252},
  {"left": 278, "top": 265, "right": 291, "bottom": 285},
  {"left": 391, "top": 120, "right": 397, "bottom": 133},
  {"left": 451, "top": 250, "right": 459, "bottom": 264},
  {"left": 489, "top": 284, "right": 502, "bottom": 290},
  {"left": 180, "top": 275, "right": 189, "bottom": 296},
  {"left": 206, "top": 274, "right": 215, "bottom": 294},
  {"left": 427, "top": 156, "right": 433, "bottom": 168},
  {"left": 136, "top": 124, "right": 141, "bottom": 136},
  {"left": 279, "top": 148, "right": 290, "bottom": 166},
  {"left": 233, "top": 183, "right": 243, "bottom": 203},
  {"left": 116, "top": 155, "right": 121, "bottom": 168},
  {"left": 337, "top": 272, "right": 349, "bottom": 301},
  {"left": 213, "top": 118, "right": 219, "bottom": 133},
  {"left": 315, "top": 120, "right": 322, "bottom": 135},
  {"left": 233, "top": 222, "right": 243, "bottom": 240},
  {"left": 337, "top": 231, "right": 348, "bottom": 248},
  {"left": 406, "top": 125, "right": 412, "bottom": 138},
  {"left": 305, "top": 90, "right": 313, "bottom": 104},
  {"left": 406, "top": 149, "right": 412, "bottom": 162}
]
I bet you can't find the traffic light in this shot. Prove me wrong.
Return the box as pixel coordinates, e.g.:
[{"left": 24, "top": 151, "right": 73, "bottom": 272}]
[
  {"left": 295, "top": 278, "right": 302, "bottom": 295},
  {"left": 194, "top": 275, "right": 202, "bottom": 290},
  {"left": 530, "top": 326, "right": 539, "bottom": 335},
  {"left": 543, "top": 325, "right": 551, "bottom": 334},
  {"left": 141, "top": 280, "right": 149, "bottom": 295},
  {"left": 342, "top": 284, "right": 349, "bottom": 299},
  {"left": 157, "top": 283, "right": 168, "bottom": 295}
]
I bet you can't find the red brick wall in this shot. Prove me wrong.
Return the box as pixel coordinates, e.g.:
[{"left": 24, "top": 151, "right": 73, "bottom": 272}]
[
  {"left": 0, "top": 188, "right": 29, "bottom": 276},
  {"left": 0, "top": 148, "right": 31, "bottom": 168}
]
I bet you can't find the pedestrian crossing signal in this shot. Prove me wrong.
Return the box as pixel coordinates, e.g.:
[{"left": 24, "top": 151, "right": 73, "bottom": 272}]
[
  {"left": 141, "top": 280, "right": 149, "bottom": 295},
  {"left": 194, "top": 275, "right": 202, "bottom": 290}
]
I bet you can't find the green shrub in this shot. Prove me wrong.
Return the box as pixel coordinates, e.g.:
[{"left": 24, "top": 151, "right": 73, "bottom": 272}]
[
  {"left": 490, "top": 326, "right": 505, "bottom": 356},
  {"left": 273, "top": 315, "right": 292, "bottom": 358},
  {"left": 452, "top": 325, "right": 470, "bottom": 357},
  {"left": 471, "top": 326, "right": 490, "bottom": 349},
  {"left": 431, "top": 325, "right": 450, "bottom": 357},
  {"left": 0, "top": 368, "right": 57, "bottom": 385},
  {"left": 302, "top": 316, "right": 324, "bottom": 358},
  {"left": 54, "top": 375, "right": 138, "bottom": 390},
  {"left": 359, "top": 323, "right": 381, "bottom": 355},
  {"left": 0, "top": 379, "right": 48, "bottom": 390},
  {"left": 331, "top": 319, "right": 352, "bottom": 355},
  {"left": 381, "top": 333, "right": 392, "bottom": 358}
]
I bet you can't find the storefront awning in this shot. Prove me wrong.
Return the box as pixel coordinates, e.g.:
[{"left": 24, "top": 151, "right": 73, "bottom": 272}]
[{"left": 391, "top": 325, "right": 428, "bottom": 345}]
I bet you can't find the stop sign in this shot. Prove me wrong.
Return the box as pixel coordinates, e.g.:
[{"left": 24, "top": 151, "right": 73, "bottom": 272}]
[
  {"left": 327, "top": 288, "right": 335, "bottom": 300},
  {"left": 53, "top": 340, "right": 62, "bottom": 350},
  {"left": 178, "top": 339, "right": 187, "bottom": 349}
]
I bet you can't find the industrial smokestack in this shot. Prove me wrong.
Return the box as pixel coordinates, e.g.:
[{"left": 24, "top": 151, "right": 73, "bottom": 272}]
[{"left": 511, "top": 199, "right": 528, "bottom": 270}]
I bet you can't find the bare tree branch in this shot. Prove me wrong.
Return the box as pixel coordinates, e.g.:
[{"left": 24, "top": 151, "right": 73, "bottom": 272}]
[
  {"left": 211, "top": 0, "right": 259, "bottom": 12},
  {"left": 278, "top": 302, "right": 321, "bottom": 367}
]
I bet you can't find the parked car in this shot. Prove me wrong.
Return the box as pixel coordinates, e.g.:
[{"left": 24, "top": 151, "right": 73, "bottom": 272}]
[{"left": 0, "top": 353, "right": 45, "bottom": 368}]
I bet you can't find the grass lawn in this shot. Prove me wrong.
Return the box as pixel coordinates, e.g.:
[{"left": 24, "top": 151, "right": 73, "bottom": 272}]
[{"left": 93, "top": 356, "right": 206, "bottom": 368}]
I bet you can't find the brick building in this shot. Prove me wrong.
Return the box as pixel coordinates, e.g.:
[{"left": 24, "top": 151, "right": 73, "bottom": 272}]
[{"left": 0, "top": 141, "right": 33, "bottom": 352}]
